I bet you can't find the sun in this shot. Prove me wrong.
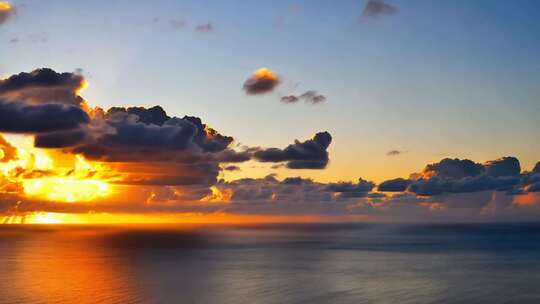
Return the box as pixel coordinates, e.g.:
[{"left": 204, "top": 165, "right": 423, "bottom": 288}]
[{"left": 23, "top": 178, "right": 110, "bottom": 203}]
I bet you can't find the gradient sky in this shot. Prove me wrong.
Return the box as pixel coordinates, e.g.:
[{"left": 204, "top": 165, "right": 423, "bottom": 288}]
[{"left": 2, "top": 0, "right": 540, "bottom": 183}]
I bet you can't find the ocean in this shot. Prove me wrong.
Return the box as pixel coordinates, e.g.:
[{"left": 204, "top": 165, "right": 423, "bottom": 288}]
[{"left": 1, "top": 223, "right": 540, "bottom": 303}]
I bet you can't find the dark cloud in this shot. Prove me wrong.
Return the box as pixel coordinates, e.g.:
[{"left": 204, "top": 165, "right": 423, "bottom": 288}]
[
  {"left": 409, "top": 175, "right": 521, "bottom": 196},
  {"left": 73, "top": 109, "right": 233, "bottom": 161},
  {"left": 378, "top": 178, "right": 410, "bottom": 192},
  {"left": 195, "top": 23, "right": 213, "bottom": 32},
  {"left": 406, "top": 157, "right": 524, "bottom": 196},
  {"left": 280, "top": 95, "right": 299, "bottom": 104},
  {"left": 423, "top": 158, "right": 484, "bottom": 179},
  {"left": 281, "top": 91, "right": 327, "bottom": 105},
  {"left": 362, "top": 0, "right": 398, "bottom": 19},
  {"left": 0, "top": 100, "right": 90, "bottom": 133},
  {"left": 0, "top": 68, "right": 87, "bottom": 106},
  {"left": 325, "top": 178, "right": 375, "bottom": 198},
  {"left": 34, "top": 129, "right": 88, "bottom": 148},
  {"left": 254, "top": 131, "right": 332, "bottom": 169},
  {"left": 300, "top": 90, "right": 326, "bottom": 104},
  {"left": 0, "top": 134, "right": 17, "bottom": 162},
  {"left": 0, "top": 1, "right": 13, "bottom": 25},
  {"left": 107, "top": 106, "right": 170, "bottom": 126},
  {"left": 386, "top": 150, "right": 401, "bottom": 156},
  {"left": 534, "top": 162, "right": 540, "bottom": 174},
  {"left": 243, "top": 68, "right": 281, "bottom": 95},
  {"left": 485, "top": 157, "right": 521, "bottom": 177}
]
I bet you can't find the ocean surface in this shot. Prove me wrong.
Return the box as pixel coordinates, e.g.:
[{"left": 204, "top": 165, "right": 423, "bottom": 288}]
[{"left": 1, "top": 223, "right": 540, "bottom": 304}]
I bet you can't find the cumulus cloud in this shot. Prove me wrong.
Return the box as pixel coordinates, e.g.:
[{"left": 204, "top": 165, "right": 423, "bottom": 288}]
[
  {"left": 0, "top": 1, "right": 13, "bottom": 25},
  {"left": 1, "top": 68, "right": 539, "bottom": 223},
  {"left": 362, "top": 0, "right": 398, "bottom": 19},
  {"left": 0, "top": 100, "right": 90, "bottom": 133},
  {"left": 378, "top": 178, "right": 410, "bottom": 192},
  {"left": 254, "top": 131, "right": 332, "bottom": 169},
  {"left": 243, "top": 68, "right": 281, "bottom": 95},
  {"left": 0, "top": 68, "right": 88, "bottom": 106},
  {"left": 325, "top": 178, "right": 375, "bottom": 198}
]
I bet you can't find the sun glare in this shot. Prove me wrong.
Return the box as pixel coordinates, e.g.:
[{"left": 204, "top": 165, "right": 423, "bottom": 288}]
[
  {"left": 0, "top": 1, "right": 11, "bottom": 11},
  {"left": 23, "top": 178, "right": 109, "bottom": 203}
]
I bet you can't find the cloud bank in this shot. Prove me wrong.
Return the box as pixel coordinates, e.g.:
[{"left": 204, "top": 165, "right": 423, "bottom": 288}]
[{"left": 0, "top": 68, "right": 539, "bottom": 223}]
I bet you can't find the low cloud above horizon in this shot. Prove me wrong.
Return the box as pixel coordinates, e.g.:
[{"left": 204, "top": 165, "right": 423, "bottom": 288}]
[{"left": 0, "top": 68, "right": 539, "bottom": 223}]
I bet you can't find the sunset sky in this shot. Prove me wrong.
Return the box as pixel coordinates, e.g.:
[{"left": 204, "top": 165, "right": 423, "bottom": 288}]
[{"left": 1, "top": 0, "right": 539, "bottom": 224}]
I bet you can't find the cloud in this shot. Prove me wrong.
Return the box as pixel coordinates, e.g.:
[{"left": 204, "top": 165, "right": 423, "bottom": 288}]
[
  {"left": 280, "top": 95, "right": 299, "bottom": 104},
  {"left": 0, "top": 100, "right": 90, "bottom": 133},
  {"left": 254, "top": 131, "right": 332, "bottom": 169},
  {"left": 423, "top": 158, "right": 484, "bottom": 179},
  {"left": 485, "top": 157, "right": 521, "bottom": 177},
  {"left": 280, "top": 91, "right": 327, "bottom": 105},
  {"left": 0, "top": 1, "right": 13, "bottom": 25},
  {"left": 325, "top": 178, "right": 375, "bottom": 198},
  {"left": 1, "top": 68, "right": 539, "bottom": 223},
  {"left": 300, "top": 90, "right": 326, "bottom": 104},
  {"left": 534, "top": 162, "right": 540, "bottom": 174},
  {"left": 0, "top": 68, "right": 87, "bottom": 106},
  {"left": 405, "top": 157, "right": 525, "bottom": 196},
  {"left": 386, "top": 150, "right": 401, "bottom": 156},
  {"left": 378, "top": 178, "right": 410, "bottom": 192},
  {"left": 195, "top": 23, "right": 213, "bottom": 32},
  {"left": 362, "top": 0, "right": 398, "bottom": 19},
  {"left": 243, "top": 68, "right": 281, "bottom": 95}
]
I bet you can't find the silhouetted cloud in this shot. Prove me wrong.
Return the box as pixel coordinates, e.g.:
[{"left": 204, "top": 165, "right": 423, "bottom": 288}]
[
  {"left": 0, "top": 68, "right": 87, "bottom": 106},
  {"left": 300, "top": 90, "right": 326, "bottom": 104},
  {"left": 280, "top": 95, "right": 299, "bottom": 104},
  {"left": 195, "top": 23, "right": 213, "bottom": 32},
  {"left": 485, "top": 157, "right": 521, "bottom": 177},
  {"left": 325, "top": 178, "right": 375, "bottom": 198},
  {"left": 423, "top": 158, "right": 484, "bottom": 179},
  {"left": 1, "top": 68, "right": 540, "bottom": 222},
  {"left": 0, "top": 100, "right": 89, "bottom": 133},
  {"left": 281, "top": 91, "right": 327, "bottom": 104},
  {"left": 362, "top": 0, "right": 398, "bottom": 19},
  {"left": 243, "top": 68, "right": 281, "bottom": 95},
  {"left": 386, "top": 150, "right": 401, "bottom": 156},
  {"left": 378, "top": 178, "right": 410, "bottom": 192},
  {"left": 254, "top": 132, "right": 332, "bottom": 169}
]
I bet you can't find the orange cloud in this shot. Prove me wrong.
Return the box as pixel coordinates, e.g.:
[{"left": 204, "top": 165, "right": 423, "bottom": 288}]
[{"left": 243, "top": 68, "right": 281, "bottom": 95}]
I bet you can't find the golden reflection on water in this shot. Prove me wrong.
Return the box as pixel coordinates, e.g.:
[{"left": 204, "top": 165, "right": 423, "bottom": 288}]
[{"left": 2, "top": 228, "right": 143, "bottom": 303}]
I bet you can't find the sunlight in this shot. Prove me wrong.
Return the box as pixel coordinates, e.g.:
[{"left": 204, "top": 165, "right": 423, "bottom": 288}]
[{"left": 23, "top": 178, "right": 109, "bottom": 203}]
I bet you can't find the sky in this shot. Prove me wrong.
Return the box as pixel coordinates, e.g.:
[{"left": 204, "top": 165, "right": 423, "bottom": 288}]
[{"left": 0, "top": 0, "right": 539, "bottom": 224}]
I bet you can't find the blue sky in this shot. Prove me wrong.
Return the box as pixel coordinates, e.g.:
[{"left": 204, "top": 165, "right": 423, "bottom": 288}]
[{"left": 2, "top": 0, "right": 539, "bottom": 182}]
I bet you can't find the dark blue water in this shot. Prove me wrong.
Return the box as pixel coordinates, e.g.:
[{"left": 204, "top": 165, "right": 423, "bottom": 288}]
[{"left": 1, "top": 223, "right": 540, "bottom": 303}]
